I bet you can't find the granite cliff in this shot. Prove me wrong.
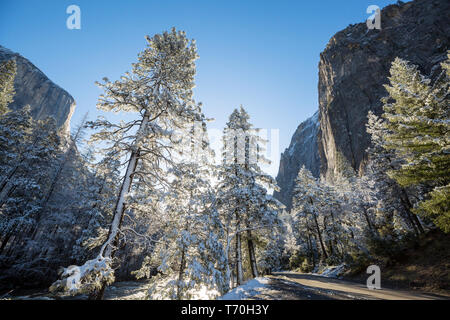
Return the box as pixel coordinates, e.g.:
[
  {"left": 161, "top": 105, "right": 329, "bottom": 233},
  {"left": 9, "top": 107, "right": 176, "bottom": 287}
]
[
  {"left": 318, "top": 0, "right": 449, "bottom": 181},
  {"left": 274, "top": 112, "right": 320, "bottom": 210},
  {"left": 0, "top": 46, "right": 75, "bottom": 134},
  {"left": 275, "top": 0, "right": 449, "bottom": 208}
]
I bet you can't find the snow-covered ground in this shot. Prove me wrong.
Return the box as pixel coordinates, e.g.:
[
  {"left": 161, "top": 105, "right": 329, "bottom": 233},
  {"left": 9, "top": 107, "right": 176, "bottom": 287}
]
[
  {"left": 219, "top": 265, "right": 347, "bottom": 301},
  {"left": 220, "top": 277, "right": 272, "bottom": 300},
  {"left": 312, "top": 263, "right": 347, "bottom": 278}
]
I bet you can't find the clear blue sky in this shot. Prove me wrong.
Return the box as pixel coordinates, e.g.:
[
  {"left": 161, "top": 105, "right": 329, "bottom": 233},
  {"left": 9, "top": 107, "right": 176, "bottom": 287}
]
[{"left": 0, "top": 0, "right": 397, "bottom": 176}]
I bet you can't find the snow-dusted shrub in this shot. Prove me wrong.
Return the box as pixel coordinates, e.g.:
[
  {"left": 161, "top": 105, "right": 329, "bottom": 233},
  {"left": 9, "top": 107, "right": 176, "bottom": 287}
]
[{"left": 49, "top": 256, "right": 114, "bottom": 295}]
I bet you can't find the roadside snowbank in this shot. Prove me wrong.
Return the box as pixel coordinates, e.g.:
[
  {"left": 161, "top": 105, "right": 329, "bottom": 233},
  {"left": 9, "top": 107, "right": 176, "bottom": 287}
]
[
  {"left": 220, "top": 277, "right": 271, "bottom": 300},
  {"left": 313, "top": 263, "right": 347, "bottom": 278}
]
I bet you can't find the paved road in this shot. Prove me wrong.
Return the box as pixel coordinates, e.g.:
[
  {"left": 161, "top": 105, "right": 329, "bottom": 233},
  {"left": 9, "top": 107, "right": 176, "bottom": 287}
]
[
  {"left": 5, "top": 272, "right": 448, "bottom": 300},
  {"left": 251, "top": 272, "right": 449, "bottom": 300}
]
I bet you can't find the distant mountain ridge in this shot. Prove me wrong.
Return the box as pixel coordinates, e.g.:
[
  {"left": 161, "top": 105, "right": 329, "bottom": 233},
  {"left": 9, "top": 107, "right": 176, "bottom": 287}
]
[{"left": 0, "top": 45, "right": 75, "bottom": 135}]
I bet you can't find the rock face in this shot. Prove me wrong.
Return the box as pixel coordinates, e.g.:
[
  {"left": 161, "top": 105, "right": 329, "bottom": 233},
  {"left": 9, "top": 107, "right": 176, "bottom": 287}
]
[
  {"left": 275, "top": 0, "right": 449, "bottom": 208},
  {"left": 0, "top": 46, "right": 75, "bottom": 134},
  {"left": 274, "top": 112, "right": 320, "bottom": 210},
  {"left": 317, "top": 0, "right": 450, "bottom": 181}
]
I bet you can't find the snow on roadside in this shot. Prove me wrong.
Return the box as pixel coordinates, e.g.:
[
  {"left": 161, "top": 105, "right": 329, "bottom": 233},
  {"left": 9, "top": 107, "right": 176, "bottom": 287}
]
[
  {"left": 220, "top": 277, "right": 271, "bottom": 300},
  {"left": 313, "top": 263, "right": 347, "bottom": 278}
]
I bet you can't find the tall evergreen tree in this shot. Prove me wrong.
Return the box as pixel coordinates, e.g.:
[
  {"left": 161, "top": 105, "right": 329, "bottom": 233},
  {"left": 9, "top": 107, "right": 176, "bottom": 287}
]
[
  {"left": 0, "top": 59, "right": 16, "bottom": 116},
  {"left": 133, "top": 114, "right": 227, "bottom": 299},
  {"left": 0, "top": 112, "right": 63, "bottom": 281},
  {"left": 291, "top": 167, "right": 329, "bottom": 263},
  {"left": 381, "top": 55, "right": 449, "bottom": 232},
  {"left": 366, "top": 111, "right": 425, "bottom": 237},
  {"left": 217, "top": 106, "right": 281, "bottom": 287},
  {"left": 50, "top": 28, "right": 206, "bottom": 298}
]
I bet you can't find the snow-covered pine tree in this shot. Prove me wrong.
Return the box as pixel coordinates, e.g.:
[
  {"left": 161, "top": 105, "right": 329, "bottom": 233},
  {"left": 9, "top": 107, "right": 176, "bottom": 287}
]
[
  {"left": 0, "top": 64, "right": 89, "bottom": 283},
  {"left": 28, "top": 114, "right": 89, "bottom": 242},
  {"left": 318, "top": 181, "right": 348, "bottom": 264},
  {"left": 0, "top": 113, "right": 62, "bottom": 280},
  {"left": 291, "top": 166, "right": 329, "bottom": 264},
  {"left": 290, "top": 164, "right": 368, "bottom": 268},
  {"left": 50, "top": 28, "right": 205, "bottom": 298},
  {"left": 0, "top": 59, "right": 16, "bottom": 116},
  {"left": 134, "top": 114, "right": 227, "bottom": 299},
  {"left": 381, "top": 55, "right": 449, "bottom": 232},
  {"left": 217, "top": 106, "right": 282, "bottom": 287},
  {"left": 282, "top": 209, "right": 305, "bottom": 269},
  {"left": 0, "top": 106, "right": 34, "bottom": 254},
  {"left": 71, "top": 149, "right": 121, "bottom": 262},
  {"left": 256, "top": 215, "right": 285, "bottom": 274},
  {"left": 365, "top": 111, "right": 425, "bottom": 238}
]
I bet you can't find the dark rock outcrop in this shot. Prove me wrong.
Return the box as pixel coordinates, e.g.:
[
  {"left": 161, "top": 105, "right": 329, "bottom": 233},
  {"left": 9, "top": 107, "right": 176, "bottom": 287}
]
[
  {"left": 317, "top": 0, "right": 449, "bottom": 181},
  {"left": 0, "top": 46, "right": 75, "bottom": 134},
  {"left": 274, "top": 112, "right": 320, "bottom": 210},
  {"left": 275, "top": 0, "right": 449, "bottom": 207}
]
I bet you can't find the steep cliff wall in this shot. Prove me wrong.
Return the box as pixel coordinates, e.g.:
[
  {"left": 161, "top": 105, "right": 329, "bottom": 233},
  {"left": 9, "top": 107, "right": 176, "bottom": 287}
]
[
  {"left": 318, "top": 0, "right": 449, "bottom": 181},
  {"left": 275, "top": 0, "right": 449, "bottom": 207},
  {"left": 274, "top": 112, "right": 320, "bottom": 210},
  {"left": 0, "top": 46, "right": 75, "bottom": 134}
]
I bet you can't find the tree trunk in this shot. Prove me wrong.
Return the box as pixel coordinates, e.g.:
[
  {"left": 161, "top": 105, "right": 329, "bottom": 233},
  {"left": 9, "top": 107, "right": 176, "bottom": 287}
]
[
  {"left": 90, "top": 149, "right": 140, "bottom": 300},
  {"left": 30, "top": 122, "right": 86, "bottom": 240},
  {"left": 224, "top": 224, "right": 233, "bottom": 291},
  {"left": 0, "top": 166, "right": 17, "bottom": 194},
  {"left": 0, "top": 181, "right": 15, "bottom": 208},
  {"left": 89, "top": 113, "right": 150, "bottom": 300},
  {"left": 410, "top": 212, "right": 425, "bottom": 234},
  {"left": 177, "top": 217, "right": 189, "bottom": 300},
  {"left": 400, "top": 188, "right": 425, "bottom": 235},
  {"left": 235, "top": 227, "right": 243, "bottom": 286},
  {"left": 246, "top": 229, "right": 258, "bottom": 278},
  {"left": 177, "top": 247, "right": 187, "bottom": 300},
  {"left": 312, "top": 213, "right": 328, "bottom": 260},
  {"left": 387, "top": 155, "right": 425, "bottom": 235},
  {"left": 362, "top": 207, "right": 376, "bottom": 234},
  {"left": 0, "top": 232, "right": 12, "bottom": 255},
  {"left": 307, "top": 233, "right": 316, "bottom": 268},
  {"left": 308, "top": 197, "right": 328, "bottom": 260},
  {"left": 306, "top": 233, "right": 312, "bottom": 265},
  {"left": 327, "top": 240, "right": 334, "bottom": 257}
]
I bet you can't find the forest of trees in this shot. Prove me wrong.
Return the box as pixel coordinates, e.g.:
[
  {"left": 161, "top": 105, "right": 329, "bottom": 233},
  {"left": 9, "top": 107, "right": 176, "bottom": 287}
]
[
  {"left": 0, "top": 29, "right": 448, "bottom": 300},
  {"left": 286, "top": 54, "right": 449, "bottom": 272}
]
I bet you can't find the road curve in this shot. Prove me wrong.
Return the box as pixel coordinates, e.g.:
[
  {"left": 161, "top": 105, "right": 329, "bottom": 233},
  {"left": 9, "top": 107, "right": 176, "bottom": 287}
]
[{"left": 256, "top": 272, "right": 449, "bottom": 300}]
